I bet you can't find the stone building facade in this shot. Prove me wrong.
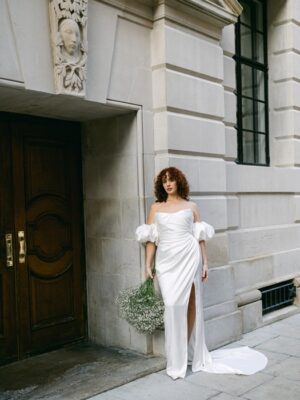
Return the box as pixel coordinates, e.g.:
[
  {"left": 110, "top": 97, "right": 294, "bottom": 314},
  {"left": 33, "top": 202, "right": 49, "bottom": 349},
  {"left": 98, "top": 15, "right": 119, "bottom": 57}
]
[{"left": 0, "top": 0, "right": 300, "bottom": 362}]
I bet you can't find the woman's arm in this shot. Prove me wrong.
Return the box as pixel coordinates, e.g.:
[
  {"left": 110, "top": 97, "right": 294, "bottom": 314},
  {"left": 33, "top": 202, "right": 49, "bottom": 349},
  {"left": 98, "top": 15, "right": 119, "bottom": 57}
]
[
  {"left": 145, "top": 204, "right": 157, "bottom": 279},
  {"left": 192, "top": 202, "right": 209, "bottom": 282}
]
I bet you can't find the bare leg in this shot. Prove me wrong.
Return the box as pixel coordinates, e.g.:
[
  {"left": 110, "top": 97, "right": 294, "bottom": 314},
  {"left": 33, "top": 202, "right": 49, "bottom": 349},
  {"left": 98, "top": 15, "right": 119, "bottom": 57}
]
[{"left": 187, "top": 283, "right": 196, "bottom": 341}]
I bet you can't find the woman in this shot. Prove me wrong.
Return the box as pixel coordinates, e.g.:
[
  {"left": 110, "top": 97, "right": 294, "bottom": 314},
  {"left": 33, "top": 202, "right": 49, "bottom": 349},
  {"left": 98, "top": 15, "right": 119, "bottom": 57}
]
[{"left": 136, "top": 167, "right": 267, "bottom": 380}]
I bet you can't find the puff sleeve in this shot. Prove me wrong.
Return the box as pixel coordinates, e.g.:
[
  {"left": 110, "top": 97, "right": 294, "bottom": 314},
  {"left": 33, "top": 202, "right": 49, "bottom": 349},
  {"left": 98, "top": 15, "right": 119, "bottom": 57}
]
[
  {"left": 135, "top": 223, "right": 159, "bottom": 246},
  {"left": 193, "top": 221, "right": 215, "bottom": 242}
]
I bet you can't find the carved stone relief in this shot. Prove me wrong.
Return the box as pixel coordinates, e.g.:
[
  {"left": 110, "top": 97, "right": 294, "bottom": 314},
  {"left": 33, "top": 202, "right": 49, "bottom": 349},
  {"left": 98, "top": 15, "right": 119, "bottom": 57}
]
[{"left": 49, "top": 0, "right": 88, "bottom": 96}]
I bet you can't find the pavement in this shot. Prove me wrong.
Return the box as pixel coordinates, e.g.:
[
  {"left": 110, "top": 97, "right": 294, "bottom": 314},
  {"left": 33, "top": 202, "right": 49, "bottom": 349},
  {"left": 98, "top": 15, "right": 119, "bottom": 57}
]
[
  {"left": 0, "top": 343, "right": 165, "bottom": 400},
  {"left": 89, "top": 312, "right": 300, "bottom": 400}
]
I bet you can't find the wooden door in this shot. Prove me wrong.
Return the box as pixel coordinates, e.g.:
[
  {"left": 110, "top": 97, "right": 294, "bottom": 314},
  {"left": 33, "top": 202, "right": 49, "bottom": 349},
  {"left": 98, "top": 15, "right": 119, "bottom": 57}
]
[
  {"left": 0, "top": 113, "right": 86, "bottom": 362},
  {"left": 0, "top": 121, "right": 18, "bottom": 363}
]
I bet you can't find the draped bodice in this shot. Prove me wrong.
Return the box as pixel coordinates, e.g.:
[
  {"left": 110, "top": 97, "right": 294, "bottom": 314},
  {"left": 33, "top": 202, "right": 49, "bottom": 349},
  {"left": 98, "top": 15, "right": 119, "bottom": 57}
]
[
  {"left": 154, "top": 209, "right": 194, "bottom": 245},
  {"left": 135, "top": 208, "right": 215, "bottom": 246}
]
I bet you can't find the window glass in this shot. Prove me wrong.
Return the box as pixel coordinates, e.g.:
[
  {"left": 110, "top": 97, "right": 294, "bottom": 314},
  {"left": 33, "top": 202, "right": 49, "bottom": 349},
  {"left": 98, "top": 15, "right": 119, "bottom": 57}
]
[{"left": 235, "top": 0, "right": 269, "bottom": 165}]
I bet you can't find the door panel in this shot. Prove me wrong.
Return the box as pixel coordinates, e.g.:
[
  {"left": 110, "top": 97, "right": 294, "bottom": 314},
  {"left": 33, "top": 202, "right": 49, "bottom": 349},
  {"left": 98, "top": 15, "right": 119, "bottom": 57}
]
[{"left": 0, "top": 113, "right": 86, "bottom": 361}]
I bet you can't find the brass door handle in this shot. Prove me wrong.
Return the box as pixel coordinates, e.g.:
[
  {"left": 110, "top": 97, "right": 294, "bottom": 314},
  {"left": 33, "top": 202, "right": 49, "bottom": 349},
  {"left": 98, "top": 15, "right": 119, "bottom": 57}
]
[
  {"left": 5, "top": 233, "right": 13, "bottom": 267},
  {"left": 18, "top": 231, "right": 26, "bottom": 264}
]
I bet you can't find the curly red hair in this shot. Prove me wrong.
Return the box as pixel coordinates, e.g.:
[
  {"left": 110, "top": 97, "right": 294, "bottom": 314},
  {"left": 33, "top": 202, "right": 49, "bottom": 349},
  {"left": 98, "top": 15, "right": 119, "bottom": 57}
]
[{"left": 154, "top": 167, "right": 190, "bottom": 202}]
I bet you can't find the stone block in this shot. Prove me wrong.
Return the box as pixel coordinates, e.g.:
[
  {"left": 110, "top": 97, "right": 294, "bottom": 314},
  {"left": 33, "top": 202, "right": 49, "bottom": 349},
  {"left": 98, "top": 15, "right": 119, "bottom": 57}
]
[
  {"left": 151, "top": 21, "right": 166, "bottom": 67},
  {"left": 85, "top": 237, "right": 102, "bottom": 274},
  {"left": 270, "top": 109, "right": 300, "bottom": 138},
  {"left": 223, "top": 54, "right": 235, "bottom": 90},
  {"left": 204, "top": 300, "right": 237, "bottom": 321},
  {"left": 83, "top": 155, "right": 120, "bottom": 200},
  {"left": 203, "top": 265, "right": 235, "bottom": 308},
  {"left": 271, "top": 22, "right": 300, "bottom": 54},
  {"left": 141, "top": 110, "right": 155, "bottom": 155},
  {"left": 143, "top": 153, "right": 156, "bottom": 197},
  {"left": 0, "top": 1, "right": 23, "bottom": 81},
  {"left": 271, "top": 52, "right": 300, "bottom": 82},
  {"left": 165, "top": 25, "right": 223, "bottom": 80},
  {"left": 233, "top": 256, "right": 274, "bottom": 293},
  {"left": 224, "top": 91, "right": 236, "bottom": 125},
  {"left": 272, "top": 248, "right": 300, "bottom": 278},
  {"left": 205, "top": 310, "right": 242, "bottom": 350},
  {"left": 226, "top": 161, "right": 300, "bottom": 193},
  {"left": 167, "top": 156, "right": 227, "bottom": 193},
  {"left": 225, "top": 126, "right": 237, "bottom": 160},
  {"left": 108, "top": 17, "right": 152, "bottom": 108},
  {"left": 117, "top": 113, "right": 138, "bottom": 156},
  {"left": 85, "top": 0, "right": 118, "bottom": 103},
  {"left": 272, "top": 80, "right": 300, "bottom": 110},
  {"left": 294, "top": 287, "right": 300, "bottom": 305},
  {"left": 221, "top": 24, "right": 235, "bottom": 55},
  {"left": 152, "top": 330, "right": 165, "bottom": 356},
  {"left": 240, "top": 301, "right": 263, "bottom": 334},
  {"left": 152, "top": 68, "right": 167, "bottom": 109},
  {"left": 154, "top": 112, "right": 226, "bottom": 156},
  {"left": 191, "top": 196, "right": 227, "bottom": 230},
  {"left": 85, "top": 198, "right": 121, "bottom": 239},
  {"left": 228, "top": 224, "right": 300, "bottom": 261},
  {"left": 226, "top": 196, "right": 239, "bottom": 228},
  {"left": 101, "top": 238, "right": 123, "bottom": 275},
  {"left": 165, "top": 70, "right": 224, "bottom": 118},
  {"left": 239, "top": 194, "right": 295, "bottom": 228},
  {"left": 6, "top": 0, "right": 54, "bottom": 92},
  {"left": 206, "top": 233, "right": 229, "bottom": 268},
  {"left": 118, "top": 155, "right": 139, "bottom": 198}
]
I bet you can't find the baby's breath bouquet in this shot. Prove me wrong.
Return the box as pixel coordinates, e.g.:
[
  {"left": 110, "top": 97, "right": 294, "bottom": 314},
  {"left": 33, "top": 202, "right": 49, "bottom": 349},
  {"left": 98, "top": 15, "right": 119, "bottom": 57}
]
[{"left": 116, "top": 273, "right": 164, "bottom": 335}]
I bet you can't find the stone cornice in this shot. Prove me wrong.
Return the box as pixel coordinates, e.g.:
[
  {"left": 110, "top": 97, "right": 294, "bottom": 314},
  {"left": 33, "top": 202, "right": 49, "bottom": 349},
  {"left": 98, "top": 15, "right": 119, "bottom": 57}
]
[
  {"left": 97, "top": 0, "right": 242, "bottom": 24},
  {"left": 159, "top": 0, "right": 242, "bottom": 23}
]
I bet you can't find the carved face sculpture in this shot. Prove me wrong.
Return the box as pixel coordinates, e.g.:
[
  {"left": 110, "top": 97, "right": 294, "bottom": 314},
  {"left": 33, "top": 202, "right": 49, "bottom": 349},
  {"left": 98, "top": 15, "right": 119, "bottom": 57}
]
[{"left": 59, "top": 19, "right": 81, "bottom": 57}]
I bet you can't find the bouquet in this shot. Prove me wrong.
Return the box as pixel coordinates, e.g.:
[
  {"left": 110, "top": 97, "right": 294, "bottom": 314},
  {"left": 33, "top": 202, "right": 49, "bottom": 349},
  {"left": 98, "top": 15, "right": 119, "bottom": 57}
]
[{"left": 116, "top": 275, "right": 164, "bottom": 335}]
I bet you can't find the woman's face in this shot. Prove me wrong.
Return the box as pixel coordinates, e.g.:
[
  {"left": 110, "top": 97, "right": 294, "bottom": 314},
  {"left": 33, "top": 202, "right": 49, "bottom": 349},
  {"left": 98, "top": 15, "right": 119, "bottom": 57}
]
[{"left": 162, "top": 173, "right": 178, "bottom": 196}]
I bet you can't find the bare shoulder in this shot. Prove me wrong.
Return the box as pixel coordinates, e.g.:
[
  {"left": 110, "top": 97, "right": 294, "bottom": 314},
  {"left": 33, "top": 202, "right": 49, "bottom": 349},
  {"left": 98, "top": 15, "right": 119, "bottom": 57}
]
[
  {"left": 150, "top": 202, "right": 161, "bottom": 212},
  {"left": 188, "top": 201, "right": 198, "bottom": 212},
  {"left": 147, "top": 202, "right": 160, "bottom": 224},
  {"left": 188, "top": 201, "right": 201, "bottom": 221}
]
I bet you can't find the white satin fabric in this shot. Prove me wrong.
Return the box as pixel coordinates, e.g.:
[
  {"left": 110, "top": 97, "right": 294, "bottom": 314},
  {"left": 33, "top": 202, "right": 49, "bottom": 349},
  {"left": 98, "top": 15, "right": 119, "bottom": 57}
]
[{"left": 135, "top": 208, "right": 268, "bottom": 379}]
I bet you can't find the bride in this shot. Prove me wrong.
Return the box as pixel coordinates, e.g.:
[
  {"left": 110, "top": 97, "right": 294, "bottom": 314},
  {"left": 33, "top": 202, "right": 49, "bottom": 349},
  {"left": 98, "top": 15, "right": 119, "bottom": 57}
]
[{"left": 136, "top": 167, "right": 267, "bottom": 380}]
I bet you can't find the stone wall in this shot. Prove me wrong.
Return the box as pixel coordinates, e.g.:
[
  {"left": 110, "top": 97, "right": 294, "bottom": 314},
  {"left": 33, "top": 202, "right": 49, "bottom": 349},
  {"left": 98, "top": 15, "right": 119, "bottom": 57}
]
[{"left": 222, "top": 0, "right": 300, "bottom": 333}]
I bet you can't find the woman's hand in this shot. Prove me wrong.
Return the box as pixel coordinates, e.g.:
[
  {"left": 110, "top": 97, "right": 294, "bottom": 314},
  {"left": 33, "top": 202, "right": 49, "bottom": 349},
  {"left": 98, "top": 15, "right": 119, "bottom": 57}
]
[
  {"left": 146, "top": 265, "right": 155, "bottom": 280},
  {"left": 202, "top": 262, "right": 208, "bottom": 282}
]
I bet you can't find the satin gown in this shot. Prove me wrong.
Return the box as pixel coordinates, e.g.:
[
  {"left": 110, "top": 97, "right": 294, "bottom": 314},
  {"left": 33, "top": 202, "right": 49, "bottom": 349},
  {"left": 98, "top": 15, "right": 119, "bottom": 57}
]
[{"left": 136, "top": 208, "right": 268, "bottom": 379}]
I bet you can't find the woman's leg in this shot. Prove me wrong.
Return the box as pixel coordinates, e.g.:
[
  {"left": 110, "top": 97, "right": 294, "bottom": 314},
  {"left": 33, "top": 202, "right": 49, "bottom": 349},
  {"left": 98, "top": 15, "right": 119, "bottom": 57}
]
[{"left": 187, "top": 283, "right": 196, "bottom": 340}]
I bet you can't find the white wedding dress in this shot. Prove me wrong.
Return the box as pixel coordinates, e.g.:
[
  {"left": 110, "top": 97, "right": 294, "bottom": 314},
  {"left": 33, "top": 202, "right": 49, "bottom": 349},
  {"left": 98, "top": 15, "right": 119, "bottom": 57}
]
[{"left": 136, "top": 208, "right": 268, "bottom": 379}]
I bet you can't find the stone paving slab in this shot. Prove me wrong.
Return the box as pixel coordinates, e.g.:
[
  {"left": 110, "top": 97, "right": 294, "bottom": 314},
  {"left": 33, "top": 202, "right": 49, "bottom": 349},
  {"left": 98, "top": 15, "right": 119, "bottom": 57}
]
[
  {"left": 222, "top": 330, "right": 280, "bottom": 349},
  {"left": 89, "top": 313, "right": 300, "bottom": 400},
  {"left": 263, "top": 356, "right": 300, "bottom": 381},
  {"left": 256, "top": 335, "right": 300, "bottom": 357},
  {"left": 209, "top": 393, "right": 248, "bottom": 400},
  {"left": 184, "top": 370, "right": 273, "bottom": 397},
  {"left": 242, "top": 376, "right": 300, "bottom": 400},
  {"left": 91, "top": 372, "right": 219, "bottom": 400}
]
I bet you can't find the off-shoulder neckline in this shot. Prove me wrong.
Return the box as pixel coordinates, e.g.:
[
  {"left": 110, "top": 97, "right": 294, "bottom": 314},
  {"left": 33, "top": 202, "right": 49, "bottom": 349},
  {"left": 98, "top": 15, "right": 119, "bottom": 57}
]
[{"left": 155, "top": 208, "right": 193, "bottom": 216}]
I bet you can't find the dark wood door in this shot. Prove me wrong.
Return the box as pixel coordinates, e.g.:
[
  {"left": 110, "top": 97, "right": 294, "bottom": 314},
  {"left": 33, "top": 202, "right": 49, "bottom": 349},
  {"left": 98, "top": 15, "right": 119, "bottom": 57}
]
[{"left": 0, "top": 113, "right": 86, "bottom": 363}]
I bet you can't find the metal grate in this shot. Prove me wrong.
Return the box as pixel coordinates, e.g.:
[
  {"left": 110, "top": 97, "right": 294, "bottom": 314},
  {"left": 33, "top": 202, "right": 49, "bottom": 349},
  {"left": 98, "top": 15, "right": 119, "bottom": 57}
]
[{"left": 260, "top": 280, "right": 296, "bottom": 315}]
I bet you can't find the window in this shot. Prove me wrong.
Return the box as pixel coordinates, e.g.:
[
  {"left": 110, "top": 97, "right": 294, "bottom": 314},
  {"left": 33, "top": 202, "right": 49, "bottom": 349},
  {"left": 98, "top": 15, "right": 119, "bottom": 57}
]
[{"left": 235, "top": 0, "right": 269, "bottom": 165}]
